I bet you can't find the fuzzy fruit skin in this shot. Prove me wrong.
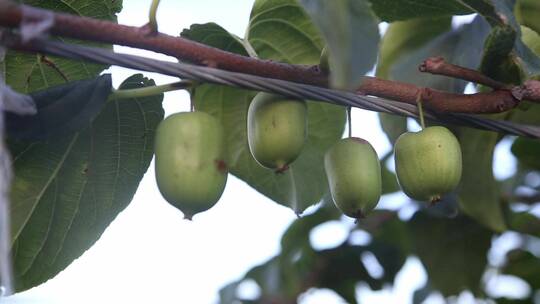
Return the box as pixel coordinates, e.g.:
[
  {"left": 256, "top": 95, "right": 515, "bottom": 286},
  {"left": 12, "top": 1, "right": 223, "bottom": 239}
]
[
  {"left": 154, "top": 111, "right": 228, "bottom": 219},
  {"left": 324, "top": 138, "right": 382, "bottom": 219},
  {"left": 394, "top": 126, "right": 462, "bottom": 203},
  {"left": 247, "top": 92, "right": 307, "bottom": 171}
]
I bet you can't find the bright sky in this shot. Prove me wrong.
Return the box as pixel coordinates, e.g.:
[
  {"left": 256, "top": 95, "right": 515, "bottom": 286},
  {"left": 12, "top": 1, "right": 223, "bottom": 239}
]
[{"left": 2, "top": 1, "right": 525, "bottom": 304}]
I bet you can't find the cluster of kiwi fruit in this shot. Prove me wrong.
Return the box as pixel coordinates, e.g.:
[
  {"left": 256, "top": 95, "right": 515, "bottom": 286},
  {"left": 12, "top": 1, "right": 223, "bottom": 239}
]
[{"left": 153, "top": 48, "right": 463, "bottom": 220}]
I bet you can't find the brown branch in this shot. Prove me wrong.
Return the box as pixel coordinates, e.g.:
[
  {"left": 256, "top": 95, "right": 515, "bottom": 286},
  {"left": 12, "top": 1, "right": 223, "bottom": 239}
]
[
  {"left": 419, "top": 56, "right": 509, "bottom": 90},
  {"left": 513, "top": 80, "right": 540, "bottom": 102},
  {"left": 358, "top": 77, "right": 519, "bottom": 113},
  {"left": 0, "top": 0, "right": 534, "bottom": 113},
  {"left": 0, "top": 0, "right": 326, "bottom": 87}
]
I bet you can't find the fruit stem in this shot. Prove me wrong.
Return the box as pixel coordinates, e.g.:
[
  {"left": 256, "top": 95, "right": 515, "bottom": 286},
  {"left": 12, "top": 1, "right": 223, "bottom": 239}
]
[
  {"left": 109, "top": 80, "right": 192, "bottom": 100},
  {"left": 148, "top": 0, "right": 161, "bottom": 33},
  {"left": 347, "top": 106, "right": 352, "bottom": 138},
  {"left": 416, "top": 92, "right": 426, "bottom": 130}
]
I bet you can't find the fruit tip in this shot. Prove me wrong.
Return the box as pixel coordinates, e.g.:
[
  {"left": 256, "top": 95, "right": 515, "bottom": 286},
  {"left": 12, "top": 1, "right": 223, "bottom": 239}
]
[
  {"left": 352, "top": 209, "right": 366, "bottom": 224},
  {"left": 184, "top": 214, "right": 193, "bottom": 221},
  {"left": 274, "top": 164, "right": 290, "bottom": 174},
  {"left": 429, "top": 195, "right": 442, "bottom": 206}
]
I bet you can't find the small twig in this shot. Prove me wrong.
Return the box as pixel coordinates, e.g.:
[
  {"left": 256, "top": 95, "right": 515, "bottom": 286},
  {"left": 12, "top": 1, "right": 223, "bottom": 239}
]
[
  {"left": 416, "top": 90, "right": 426, "bottom": 129},
  {"left": 358, "top": 78, "right": 519, "bottom": 113},
  {"left": 109, "top": 80, "right": 192, "bottom": 100},
  {"left": 419, "top": 56, "right": 509, "bottom": 90},
  {"left": 147, "top": 0, "right": 160, "bottom": 34}
]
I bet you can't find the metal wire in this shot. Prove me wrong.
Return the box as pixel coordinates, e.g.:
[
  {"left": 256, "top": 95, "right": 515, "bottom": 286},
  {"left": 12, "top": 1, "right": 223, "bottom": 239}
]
[{"left": 6, "top": 37, "right": 540, "bottom": 138}]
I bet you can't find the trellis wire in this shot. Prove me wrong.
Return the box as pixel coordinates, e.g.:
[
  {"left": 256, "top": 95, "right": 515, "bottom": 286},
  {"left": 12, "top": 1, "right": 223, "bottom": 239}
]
[{"left": 8, "top": 37, "right": 540, "bottom": 139}]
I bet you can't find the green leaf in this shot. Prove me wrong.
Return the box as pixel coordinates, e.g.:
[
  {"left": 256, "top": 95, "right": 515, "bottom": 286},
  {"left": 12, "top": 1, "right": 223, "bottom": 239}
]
[
  {"left": 184, "top": 9, "right": 345, "bottom": 213},
  {"left": 507, "top": 211, "right": 540, "bottom": 238},
  {"left": 299, "top": 0, "right": 380, "bottom": 89},
  {"left": 367, "top": 0, "right": 471, "bottom": 22},
  {"left": 468, "top": 0, "right": 540, "bottom": 77},
  {"left": 457, "top": 0, "right": 504, "bottom": 26},
  {"left": 390, "top": 16, "right": 491, "bottom": 92},
  {"left": 19, "top": 0, "right": 122, "bottom": 19},
  {"left": 380, "top": 153, "right": 400, "bottom": 194},
  {"left": 410, "top": 212, "right": 492, "bottom": 296},
  {"left": 503, "top": 249, "right": 540, "bottom": 289},
  {"left": 480, "top": 25, "right": 521, "bottom": 83},
  {"left": 247, "top": 0, "right": 324, "bottom": 64},
  {"left": 4, "top": 0, "right": 122, "bottom": 94},
  {"left": 516, "top": 0, "right": 540, "bottom": 35},
  {"left": 509, "top": 101, "right": 540, "bottom": 125},
  {"left": 521, "top": 26, "right": 540, "bottom": 56},
  {"left": 6, "top": 75, "right": 112, "bottom": 140},
  {"left": 376, "top": 17, "right": 452, "bottom": 144},
  {"left": 511, "top": 137, "right": 540, "bottom": 170},
  {"left": 378, "top": 113, "right": 407, "bottom": 145},
  {"left": 377, "top": 17, "right": 452, "bottom": 79},
  {"left": 457, "top": 128, "right": 507, "bottom": 231},
  {"left": 9, "top": 74, "right": 164, "bottom": 291}
]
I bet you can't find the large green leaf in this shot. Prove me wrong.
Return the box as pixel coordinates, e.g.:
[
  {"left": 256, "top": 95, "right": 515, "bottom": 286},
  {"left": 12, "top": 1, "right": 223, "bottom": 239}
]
[
  {"left": 390, "top": 16, "right": 490, "bottom": 93},
  {"left": 367, "top": 0, "right": 471, "bottom": 22},
  {"left": 503, "top": 249, "right": 540, "bottom": 290},
  {"left": 6, "top": 75, "right": 112, "bottom": 140},
  {"left": 522, "top": 26, "right": 540, "bottom": 56},
  {"left": 4, "top": 0, "right": 122, "bottom": 94},
  {"left": 299, "top": 0, "right": 380, "bottom": 89},
  {"left": 376, "top": 17, "right": 452, "bottom": 144},
  {"left": 410, "top": 212, "right": 492, "bottom": 296},
  {"left": 458, "top": 0, "right": 504, "bottom": 26},
  {"left": 516, "top": 0, "right": 540, "bottom": 35},
  {"left": 184, "top": 6, "right": 346, "bottom": 214},
  {"left": 467, "top": 0, "right": 540, "bottom": 77},
  {"left": 507, "top": 211, "right": 540, "bottom": 238},
  {"left": 9, "top": 74, "right": 164, "bottom": 291},
  {"left": 247, "top": 0, "right": 324, "bottom": 64},
  {"left": 479, "top": 25, "right": 521, "bottom": 83},
  {"left": 377, "top": 17, "right": 452, "bottom": 80},
  {"left": 511, "top": 137, "right": 540, "bottom": 170},
  {"left": 457, "top": 127, "right": 506, "bottom": 231}
]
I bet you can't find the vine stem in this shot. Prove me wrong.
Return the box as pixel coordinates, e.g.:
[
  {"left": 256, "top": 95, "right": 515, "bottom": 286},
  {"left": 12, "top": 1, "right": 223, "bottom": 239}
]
[
  {"left": 347, "top": 106, "right": 352, "bottom": 138},
  {"left": 109, "top": 80, "right": 192, "bottom": 100},
  {"left": 419, "top": 56, "right": 509, "bottom": 90},
  {"left": 148, "top": 0, "right": 161, "bottom": 33},
  {"left": 416, "top": 91, "right": 426, "bottom": 129}
]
